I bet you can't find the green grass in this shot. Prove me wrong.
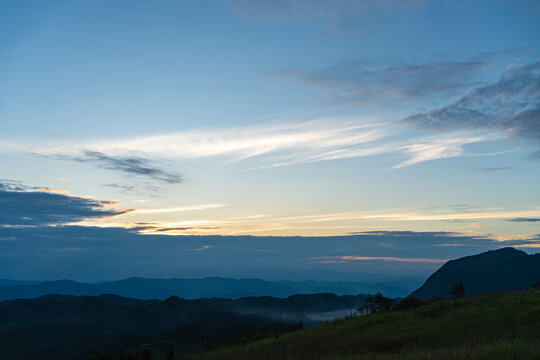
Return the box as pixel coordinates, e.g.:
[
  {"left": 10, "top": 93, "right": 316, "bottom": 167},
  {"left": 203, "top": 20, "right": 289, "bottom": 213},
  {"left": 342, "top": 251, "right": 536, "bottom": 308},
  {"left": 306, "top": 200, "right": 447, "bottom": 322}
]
[{"left": 185, "top": 289, "right": 540, "bottom": 360}]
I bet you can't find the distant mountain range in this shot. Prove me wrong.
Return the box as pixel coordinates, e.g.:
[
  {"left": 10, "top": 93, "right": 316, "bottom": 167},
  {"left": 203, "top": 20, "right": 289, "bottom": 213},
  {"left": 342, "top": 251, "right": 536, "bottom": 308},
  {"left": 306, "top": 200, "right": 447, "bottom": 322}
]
[
  {"left": 0, "top": 276, "right": 417, "bottom": 301},
  {"left": 0, "top": 292, "right": 365, "bottom": 360},
  {"left": 410, "top": 247, "right": 540, "bottom": 299},
  {"left": 3, "top": 248, "right": 537, "bottom": 303},
  {"left": 3, "top": 247, "right": 539, "bottom": 359}
]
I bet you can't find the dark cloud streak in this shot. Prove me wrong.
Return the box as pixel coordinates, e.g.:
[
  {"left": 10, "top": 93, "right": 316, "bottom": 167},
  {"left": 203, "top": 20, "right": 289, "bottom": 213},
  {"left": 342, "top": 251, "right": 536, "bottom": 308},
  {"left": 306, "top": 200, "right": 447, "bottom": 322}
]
[
  {"left": 0, "top": 181, "right": 130, "bottom": 226},
  {"left": 525, "top": 150, "right": 540, "bottom": 160},
  {"left": 70, "top": 151, "right": 182, "bottom": 184},
  {"left": 103, "top": 183, "right": 136, "bottom": 194},
  {"left": 404, "top": 62, "right": 540, "bottom": 141},
  {"left": 508, "top": 218, "right": 540, "bottom": 222},
  {"left": 275, "top": 60, "right": 486, "bottom": 105},
  {"left": 476, "top": 167, "right": 515, "bottom": 172}
]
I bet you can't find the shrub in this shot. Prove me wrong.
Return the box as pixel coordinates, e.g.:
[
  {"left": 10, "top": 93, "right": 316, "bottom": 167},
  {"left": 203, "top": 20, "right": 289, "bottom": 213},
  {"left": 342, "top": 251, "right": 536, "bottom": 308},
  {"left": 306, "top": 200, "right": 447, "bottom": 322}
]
[
  {"left": 450, "top": 283, "right": 466, "bottom": 299},
  {"left": 393, "top": 296, "right": 426, "bottom": 311},
  {"left": 356, "top": 293, "right": 395, "bottom": 315}
]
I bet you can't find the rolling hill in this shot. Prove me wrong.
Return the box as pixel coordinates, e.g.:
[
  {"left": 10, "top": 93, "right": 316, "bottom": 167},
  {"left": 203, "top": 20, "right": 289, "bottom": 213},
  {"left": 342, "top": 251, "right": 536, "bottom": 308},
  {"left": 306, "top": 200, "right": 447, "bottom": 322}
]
[{"left": 0, "top": 292, "right": 366, "bottom": 360}]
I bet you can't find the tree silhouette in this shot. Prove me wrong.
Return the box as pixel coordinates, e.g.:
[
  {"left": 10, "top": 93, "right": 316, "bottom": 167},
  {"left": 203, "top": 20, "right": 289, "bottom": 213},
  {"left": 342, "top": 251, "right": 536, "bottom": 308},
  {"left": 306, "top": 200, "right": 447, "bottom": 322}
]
[
  {"left": 450, "top": 283, "right": 465, "bottom": 298},
  {"left": 356, "top": 293, "right": 395, "bottom": 315}
]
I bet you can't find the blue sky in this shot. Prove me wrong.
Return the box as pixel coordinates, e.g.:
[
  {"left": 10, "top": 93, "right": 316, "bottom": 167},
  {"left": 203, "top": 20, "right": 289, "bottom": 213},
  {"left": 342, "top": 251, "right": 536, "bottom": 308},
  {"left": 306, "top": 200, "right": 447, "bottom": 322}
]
[{"left": 1, "top": 0, "right": 539, "bottom": 281}]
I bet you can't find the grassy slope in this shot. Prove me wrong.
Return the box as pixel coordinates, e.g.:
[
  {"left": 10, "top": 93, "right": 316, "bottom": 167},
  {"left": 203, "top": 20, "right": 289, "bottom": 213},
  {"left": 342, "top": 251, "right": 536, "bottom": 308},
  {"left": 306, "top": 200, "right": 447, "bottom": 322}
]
[{"left": 185, "top": 289, "right": 540, "bottom": 360}]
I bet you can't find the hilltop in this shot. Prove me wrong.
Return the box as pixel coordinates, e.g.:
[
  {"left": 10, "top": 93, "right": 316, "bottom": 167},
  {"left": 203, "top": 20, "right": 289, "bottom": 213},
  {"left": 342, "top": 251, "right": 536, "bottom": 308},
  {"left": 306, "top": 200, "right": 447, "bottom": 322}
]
[{"left": 410, "top": 247, "right": 540, "bottom": 299}]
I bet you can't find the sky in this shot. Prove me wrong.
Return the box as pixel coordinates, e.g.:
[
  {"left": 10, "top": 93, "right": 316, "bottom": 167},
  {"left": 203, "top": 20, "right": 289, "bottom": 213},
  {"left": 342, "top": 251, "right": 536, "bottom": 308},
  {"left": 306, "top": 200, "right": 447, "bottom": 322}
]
[{"left": 1, "top": 0, "right": 539, "bottom": 282}]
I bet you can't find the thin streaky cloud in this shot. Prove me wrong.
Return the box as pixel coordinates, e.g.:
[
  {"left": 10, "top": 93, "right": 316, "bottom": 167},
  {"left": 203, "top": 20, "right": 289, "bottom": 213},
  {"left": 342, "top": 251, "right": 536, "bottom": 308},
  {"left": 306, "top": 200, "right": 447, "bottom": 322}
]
[
  {"left": 315, "top": 256, "right": 448, "bottom": 264},
  {"left": 35, "top": 187, "right": 71, "bottom": 195},
  {"left": 72, "top": 151, "right": 183, "bottom": 184},
  {"left": 190, "top": 245, "right": 211, "bottom": 251},
  {"left": 0, "top": 118, "right": 383, "bottom": 156},
  {"left": 103, "top": 183, "right": 136, "bottom": 194},
  {"left": 513, "top": 244, "right": 540, "bottom": 248},
  {"left": 136, "top": 227, "right": 221, "bottom": 234},
  {"left": 272, "top": 208, "right": 540, "bottom": 224},
  {"left": 56, "top": 119, "right": 385, "bottom": 159},
  {"left": 131, "top": 203, "right": 227, "bottom": 215},
  {"left": 352, "top": 230, "right": 459, "bottom": 237},
  {"left": 392, "top": 133, "right": 497, "bottom": 169},
  {"left": 508, "top": 218, "right": 540, "bottom": 222},
  {"left": 476, "top": 166, "right": 515, "bottom": 172},
  {"left": 70, "top": 205, "right": 540, "bottom": 237},
  {"left": 0, "top": 118, "right": 502, "bottom": 170}
]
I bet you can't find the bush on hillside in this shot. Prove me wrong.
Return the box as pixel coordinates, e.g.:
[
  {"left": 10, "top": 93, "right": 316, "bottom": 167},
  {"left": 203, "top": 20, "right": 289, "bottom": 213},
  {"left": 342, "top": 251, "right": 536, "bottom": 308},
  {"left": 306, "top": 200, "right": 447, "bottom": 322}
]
[{"left": 355, "top": 293, "right": 395, "bottom": 315}]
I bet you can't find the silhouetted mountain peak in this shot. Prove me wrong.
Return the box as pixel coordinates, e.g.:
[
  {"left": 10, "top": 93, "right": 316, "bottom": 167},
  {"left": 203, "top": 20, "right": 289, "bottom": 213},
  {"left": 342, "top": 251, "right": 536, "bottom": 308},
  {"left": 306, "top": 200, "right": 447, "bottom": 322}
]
[
  {"left": 410, "top": 247, "right": 540, "bottom": 299},
  {"left": 498, "top": 247, "right": 524, "bottom": 253},
  {"left": 471, "top": 246, "right": 525, "bottom": 258}
]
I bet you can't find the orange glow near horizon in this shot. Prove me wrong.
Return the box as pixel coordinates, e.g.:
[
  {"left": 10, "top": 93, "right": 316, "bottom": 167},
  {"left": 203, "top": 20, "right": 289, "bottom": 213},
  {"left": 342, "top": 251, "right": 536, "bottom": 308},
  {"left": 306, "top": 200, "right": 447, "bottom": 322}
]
[{"left": 316, "top": 256, "right": 449, "bottom": 264}]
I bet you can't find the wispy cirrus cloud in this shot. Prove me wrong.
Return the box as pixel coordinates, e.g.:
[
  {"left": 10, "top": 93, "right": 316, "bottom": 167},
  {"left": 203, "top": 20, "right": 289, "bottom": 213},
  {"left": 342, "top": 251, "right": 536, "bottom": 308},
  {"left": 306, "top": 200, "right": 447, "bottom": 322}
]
[
  {"left": 80, "top": 120, "right": 385, "bottom": 161},
  {"left": 0, "top": 118, "right": 382, "bottom": 158},
  {"left": 271, "top": 207, "right": 540, "bottom": 224},
  {"left": 392, "top": 133, "right": 497, "bottom": 169},
  {"left": 0, "top": 118, "right": 499, "bottom": 170},
  {"left": 269, "top": 55, "right": 538, "bottom": 164},
  {"left": 132, "top": 203, "right": 227, "bottom": 215},
  {"left": 246, "top": 130, "right": 497, "bottom": 170}
]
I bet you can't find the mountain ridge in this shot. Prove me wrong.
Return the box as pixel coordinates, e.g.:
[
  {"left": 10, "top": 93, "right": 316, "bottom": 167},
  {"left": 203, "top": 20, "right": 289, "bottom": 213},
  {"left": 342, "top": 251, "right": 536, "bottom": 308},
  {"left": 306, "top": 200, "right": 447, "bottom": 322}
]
[
  {"left": 0, "top": 276, "right": 416, "bottom": 301},
  {"left": 410, "top": 247, "right": 540, "bottom": 299},
  {"left": 0, "top": 291, "right": 366, "bottom": 359}
]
